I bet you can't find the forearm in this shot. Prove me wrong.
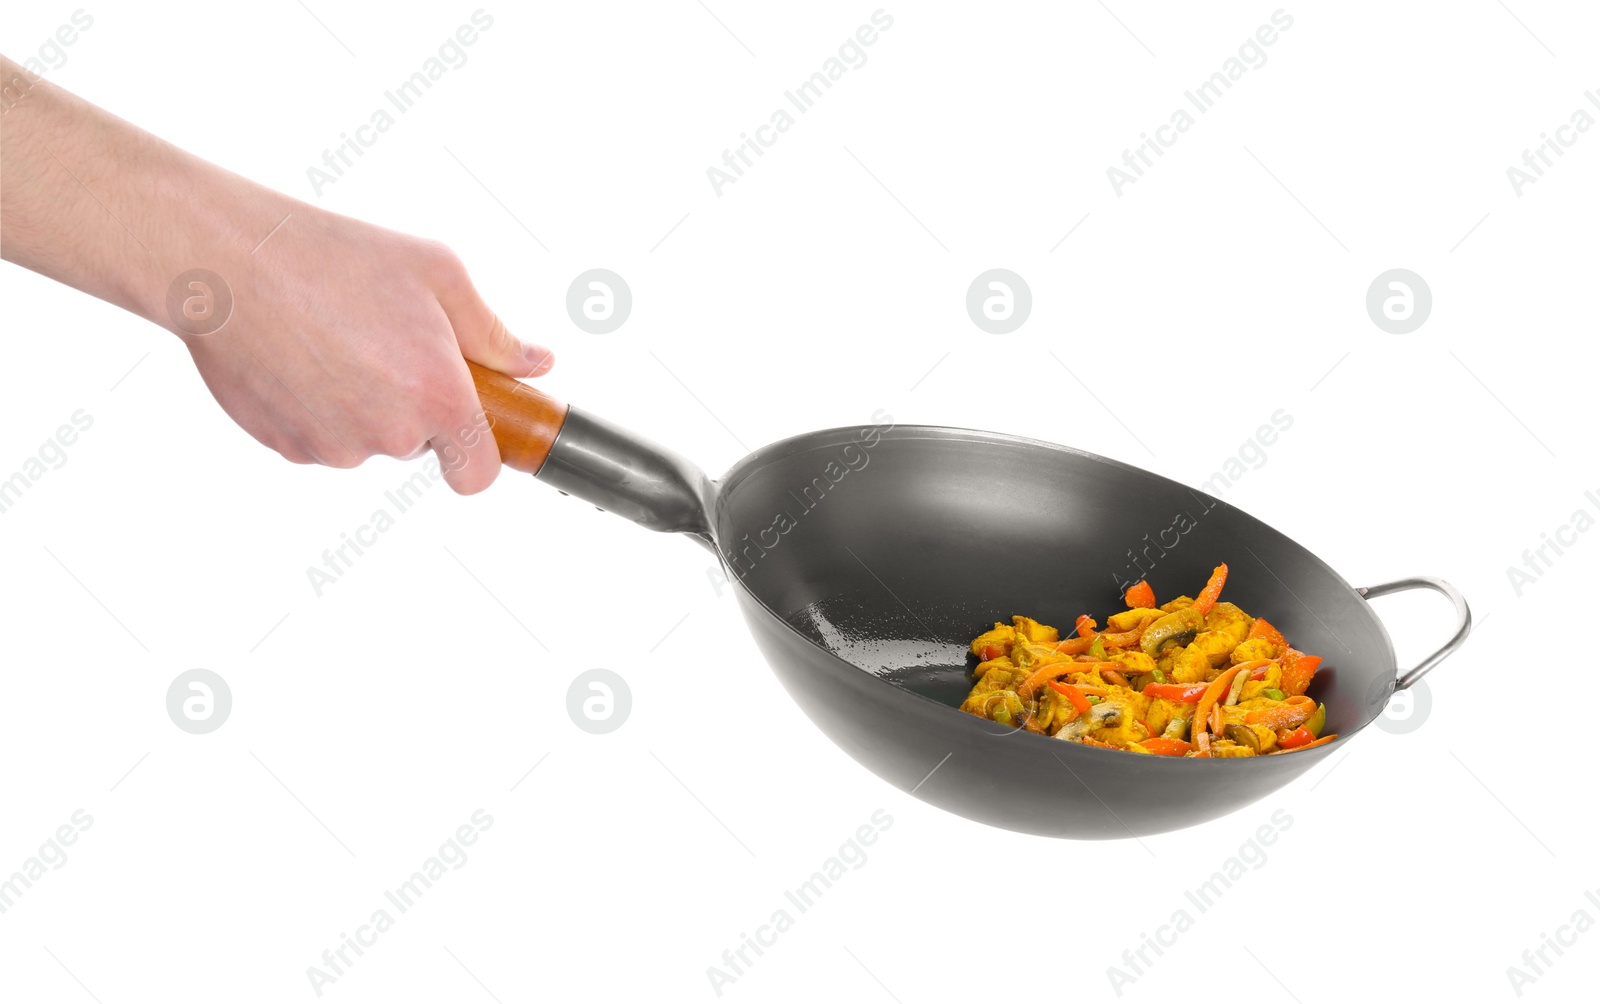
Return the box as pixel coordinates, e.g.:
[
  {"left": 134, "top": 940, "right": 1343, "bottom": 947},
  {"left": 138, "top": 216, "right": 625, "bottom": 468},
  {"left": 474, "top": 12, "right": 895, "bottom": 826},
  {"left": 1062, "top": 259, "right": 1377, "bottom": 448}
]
[{"left": 1, "top": 52, "right": 296, "bottom": 327}]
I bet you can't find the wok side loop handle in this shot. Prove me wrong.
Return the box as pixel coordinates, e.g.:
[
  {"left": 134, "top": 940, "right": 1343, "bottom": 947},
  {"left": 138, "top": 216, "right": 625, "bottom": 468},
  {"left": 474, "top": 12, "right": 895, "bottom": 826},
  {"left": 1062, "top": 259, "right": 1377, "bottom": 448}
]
[
  {"left": 469, "top": 361, "right": 716, "bottom": 539},
  {"left": 1355, "top": 577, "right": 1472, "bottom": 691}
]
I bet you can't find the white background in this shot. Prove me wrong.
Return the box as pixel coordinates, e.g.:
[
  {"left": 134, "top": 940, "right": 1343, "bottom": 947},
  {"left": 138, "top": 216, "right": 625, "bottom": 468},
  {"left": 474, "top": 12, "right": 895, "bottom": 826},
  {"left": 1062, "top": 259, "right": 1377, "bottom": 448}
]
[{"left": 1, "top": 2, "right": 1594, "bottom": 1001}]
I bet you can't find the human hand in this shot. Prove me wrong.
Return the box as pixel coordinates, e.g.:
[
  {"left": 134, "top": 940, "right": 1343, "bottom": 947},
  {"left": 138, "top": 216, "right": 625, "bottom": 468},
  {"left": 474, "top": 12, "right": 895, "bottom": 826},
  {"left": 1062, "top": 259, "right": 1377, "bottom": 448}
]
[
  {"left": 0, "top": 52, "right": 552, "bottom": 494},
  {"left": 178, "top": 206, "right": 553, "bottom": 494}
]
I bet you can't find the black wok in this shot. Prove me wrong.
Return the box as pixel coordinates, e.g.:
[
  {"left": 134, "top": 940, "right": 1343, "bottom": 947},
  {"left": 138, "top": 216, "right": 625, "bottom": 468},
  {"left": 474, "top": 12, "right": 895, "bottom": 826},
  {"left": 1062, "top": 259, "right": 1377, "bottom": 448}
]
[{"left": 471, "top": 364, "right": 1471, "bottom": 838}]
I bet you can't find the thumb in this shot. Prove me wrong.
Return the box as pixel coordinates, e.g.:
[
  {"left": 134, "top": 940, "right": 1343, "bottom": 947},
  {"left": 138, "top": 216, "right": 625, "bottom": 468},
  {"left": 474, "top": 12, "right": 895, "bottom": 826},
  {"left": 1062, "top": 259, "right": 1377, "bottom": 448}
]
[{"left": 440, "top": 281, "right": 554, "bottom": 378}]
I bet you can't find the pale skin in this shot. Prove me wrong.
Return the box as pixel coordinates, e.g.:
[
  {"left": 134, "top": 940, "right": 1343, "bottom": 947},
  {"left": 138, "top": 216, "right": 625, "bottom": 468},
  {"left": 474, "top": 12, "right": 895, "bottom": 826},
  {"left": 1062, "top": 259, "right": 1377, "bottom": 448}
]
[{"left": 0, "top": 53, "right": 552, "bottom": 494}]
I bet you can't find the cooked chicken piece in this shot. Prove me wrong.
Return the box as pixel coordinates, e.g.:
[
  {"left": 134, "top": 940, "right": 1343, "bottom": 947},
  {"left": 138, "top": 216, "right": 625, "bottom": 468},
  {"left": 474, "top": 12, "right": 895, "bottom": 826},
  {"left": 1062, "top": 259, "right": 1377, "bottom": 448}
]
[
  {"left": 970, "top": 623, "right": 1015, "bottom": 660},
  {"left": 1011, "top": 615, "right": 1058, "bottom": 644},
  {"left": 1109, "top": 650, "right": 1157, "bottom": 677},
  {"left": 1145, "top": 697, "right": 1190, "bottom": 738},
  {"left": 1169, "top": 646, "right": 1213, "bottom": 683},
  {"left": 1207, "top": 739, "right": 1256, "bottom": 758},
  {"left": 1107, "top": 607, "right": 1161, "bottom": 632},
  {"left": 1230, "top": 637, "right": 1277, "bottom": 664},
  {"left": 960, "top": 687, "right": 1023, "bottom": 724}
]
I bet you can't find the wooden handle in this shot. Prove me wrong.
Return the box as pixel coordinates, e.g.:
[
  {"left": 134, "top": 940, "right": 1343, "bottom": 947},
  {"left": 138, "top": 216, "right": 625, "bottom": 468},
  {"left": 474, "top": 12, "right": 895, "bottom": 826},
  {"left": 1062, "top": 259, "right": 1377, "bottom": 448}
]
[{"left": 467, "top": 360, "right": 569, "bottom": 474}]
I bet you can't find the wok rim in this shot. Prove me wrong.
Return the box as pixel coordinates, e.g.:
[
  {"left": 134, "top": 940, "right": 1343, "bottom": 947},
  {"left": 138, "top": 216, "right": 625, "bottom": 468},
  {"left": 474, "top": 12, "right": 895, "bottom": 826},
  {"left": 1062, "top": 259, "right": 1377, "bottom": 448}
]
[{"left": 710, "top": 422, "right": 1396, "bottom": 767}]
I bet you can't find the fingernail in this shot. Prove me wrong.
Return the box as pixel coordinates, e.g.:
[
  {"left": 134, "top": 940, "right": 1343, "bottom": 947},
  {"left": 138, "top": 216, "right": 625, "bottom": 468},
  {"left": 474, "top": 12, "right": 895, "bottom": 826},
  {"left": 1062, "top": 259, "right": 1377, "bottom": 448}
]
[{"left": 524, "top": 344, "right": 555, "bottom": 373}]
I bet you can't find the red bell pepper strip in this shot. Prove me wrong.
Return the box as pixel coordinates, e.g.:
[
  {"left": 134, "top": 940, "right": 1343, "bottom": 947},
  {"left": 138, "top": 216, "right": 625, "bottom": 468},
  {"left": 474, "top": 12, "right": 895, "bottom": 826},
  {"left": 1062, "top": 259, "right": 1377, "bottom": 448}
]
[
  {"left": 1047, "top": 681, "right": 1094, "bottom": 715},
  {"left": 1124, "top": 580, "right": 1156, "bottom": 609},
  {"left": 1277, "top": 725, "right": 1316, "bottom": 749},
  {"left": 1269, "top": 733, "right": 1338, "bottom": 754},
  {"left": 1191, "top": 563, "right": 1229, "bottom": 617},
  {"left": 1140, "top": 737, "right": 1193, "bottom": 756},
  {"left": 1141, "top": 682, "right": 1209, "bottom": 703}
]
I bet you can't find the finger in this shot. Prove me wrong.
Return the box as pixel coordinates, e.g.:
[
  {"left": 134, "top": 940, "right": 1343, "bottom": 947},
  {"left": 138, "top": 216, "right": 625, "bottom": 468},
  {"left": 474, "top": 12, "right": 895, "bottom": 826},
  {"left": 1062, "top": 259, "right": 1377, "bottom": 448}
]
[
  {"left": 430, "top": 361, "right": 502, "bottom": 495},
  {"left": 438, "top": 278, "right": 553, "bottom": 378}
]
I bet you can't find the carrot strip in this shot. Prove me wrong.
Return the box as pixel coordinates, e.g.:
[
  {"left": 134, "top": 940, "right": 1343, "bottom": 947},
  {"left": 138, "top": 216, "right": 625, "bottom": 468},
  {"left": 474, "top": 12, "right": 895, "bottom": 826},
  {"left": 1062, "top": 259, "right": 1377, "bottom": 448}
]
[
  {"left": 1192, "top": 663, "right": 1249, "bottom": 750},
  {"left": 1075, "top": 614, "right": 1097, "bottom": 638},
  {"left": 1192, "top": 563, "right": 1229, "bottom": 617},
  {"left": 1268, "top": 734, "right": 1338, "bottom": 754}
]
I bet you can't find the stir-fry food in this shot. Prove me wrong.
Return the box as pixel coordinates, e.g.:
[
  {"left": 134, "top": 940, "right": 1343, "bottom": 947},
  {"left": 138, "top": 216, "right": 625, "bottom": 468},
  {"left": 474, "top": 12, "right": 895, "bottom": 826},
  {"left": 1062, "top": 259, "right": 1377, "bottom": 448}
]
[{"left": 959, "top": 564, "right": 1337, "bottom": 757}]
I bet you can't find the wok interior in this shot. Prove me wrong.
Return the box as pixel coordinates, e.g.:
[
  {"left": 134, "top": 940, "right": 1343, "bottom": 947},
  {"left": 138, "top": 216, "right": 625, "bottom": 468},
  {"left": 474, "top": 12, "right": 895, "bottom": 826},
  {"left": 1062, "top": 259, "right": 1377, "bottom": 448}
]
[{"left": 713, "top": 427, "right": 1395, "bottom": 737}]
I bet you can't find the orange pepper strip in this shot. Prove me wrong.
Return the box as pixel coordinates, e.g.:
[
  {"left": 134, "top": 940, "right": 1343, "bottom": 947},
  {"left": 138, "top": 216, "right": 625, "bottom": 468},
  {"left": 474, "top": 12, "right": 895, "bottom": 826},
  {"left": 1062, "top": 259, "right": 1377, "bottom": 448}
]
[
  {"left": 1017, "top": 663, "right": 1118, "bottom": 702},
  {"left": 1191, "top": 563, "right": 1229, "bottom": 617},
  {"left": 1075, "top": 614, "right": 1097, "bottom": 638},
  {"left": 1015, "top": 662, "right": 1079, "bottom": 702},
  {"left": 1048, "top": 680, "right": 1108, "bottom": 697},
  {"left": 1247, "top": 616, "right": 1287, "bottom": 654},
  {"left": 1280, "top": 648, "right": 1323, "bottom": 697},
  {"left": 1140, "top": 736, "right": 1193, "bottom": 756},
  {"left": 1192, "top": 663, "right": 1249, "bottom": 751},
  {"left": 1052, "top": 617, "right": 1155, "bottom": 655},
  {"left": 1228, "top": 659, "right": 1273, "bottom": 681},
  {"left": 1125, "top": 580, "right": 1156, "bottom": 609},
  {"left": 1268, "top": 734, "right": 1338, "bottom": 754}
]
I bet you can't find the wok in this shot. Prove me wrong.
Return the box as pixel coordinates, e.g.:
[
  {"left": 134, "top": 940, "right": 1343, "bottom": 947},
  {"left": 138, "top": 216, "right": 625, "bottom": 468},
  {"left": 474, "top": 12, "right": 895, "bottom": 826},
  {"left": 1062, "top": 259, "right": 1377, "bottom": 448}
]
[{"left": 470, "top": 364, "right": 1471, "bottom": 838}]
